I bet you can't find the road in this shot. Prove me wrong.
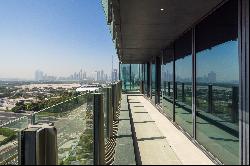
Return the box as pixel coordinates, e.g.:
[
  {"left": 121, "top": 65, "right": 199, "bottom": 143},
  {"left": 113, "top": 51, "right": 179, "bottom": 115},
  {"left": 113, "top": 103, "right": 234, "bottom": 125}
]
[{"left": 0, "top": 111, "right": 31, "bottom": 126}]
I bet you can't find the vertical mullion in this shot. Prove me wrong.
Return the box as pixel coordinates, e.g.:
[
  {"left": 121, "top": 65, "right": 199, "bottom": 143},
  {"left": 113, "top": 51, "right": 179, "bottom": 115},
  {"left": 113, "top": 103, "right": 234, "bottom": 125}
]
[
  {"left": 192, "top": 27, "right": 197, "bottom": 139},
  {"left": 119, "top": 62, "right": 121, "bottom": 80},
  {"left": 130, "top": 64, "right": 132, "bottom": 91},
  {"left": 173, "top": 44, "right": 176, "bottom": 122},
  {"left": 238, "top": 0, "right": 243, "bottom": 164},
  {"left": 239, "top": 0, "right": 249, "bottom": 164},
  {"left": 244, "top": 0, "right": 249, "bottom": 164}
]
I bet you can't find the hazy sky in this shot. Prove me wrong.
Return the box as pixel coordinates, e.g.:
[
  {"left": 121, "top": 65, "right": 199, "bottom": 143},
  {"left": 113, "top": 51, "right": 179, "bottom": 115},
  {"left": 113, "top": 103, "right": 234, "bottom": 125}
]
[
  {"left": 0, "top": 0, "right": 118, "bottom": 80},
  {"left": 164, "top": 40, "right": 239, "bottom": 82}
]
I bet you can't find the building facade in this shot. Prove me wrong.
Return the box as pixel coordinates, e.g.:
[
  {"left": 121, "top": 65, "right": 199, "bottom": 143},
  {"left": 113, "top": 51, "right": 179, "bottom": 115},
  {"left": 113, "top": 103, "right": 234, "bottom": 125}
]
[{"left": 102, "top": 0, "right": 249, "bottom": 165}]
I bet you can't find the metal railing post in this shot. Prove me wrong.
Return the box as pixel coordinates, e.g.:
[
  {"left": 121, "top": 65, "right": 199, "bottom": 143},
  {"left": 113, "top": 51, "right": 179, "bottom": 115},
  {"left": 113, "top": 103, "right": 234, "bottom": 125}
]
[
  {"left": 112, "top": 84, "right": 118, "bottom": 121},
  {"left": 175, "top": 82, "right": 178, "bottom": 100},
  {"left": 164, "top": 81, "right": 167, "bottom": 96},
  {"left": 168, "top": 82, "right": 171, "bottom": 96},
  {"left": 93, "top": 93, "right": 105, "bottom": 165},
  {"left": 31, "top": 113, "right": 35, "bottom": 125},
  {"left": 208, "top": 84, "right": 213, "bottom": 113},
  {"left": 231, "top": 86, "right": 239, "bottom": 123},
  {"left": 107, "top": 87, "right": 113, "bottom": 138},
  {"left": 182, "top": 83, "right": 185, "bottom": 102}
]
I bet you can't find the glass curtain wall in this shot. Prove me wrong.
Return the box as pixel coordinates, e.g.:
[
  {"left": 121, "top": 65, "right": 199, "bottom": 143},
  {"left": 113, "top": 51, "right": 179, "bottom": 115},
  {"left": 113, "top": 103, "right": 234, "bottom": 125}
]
[
  {"left": 140, "top": 64, "right": 144, "bottom": 93},
  {"left": 120, "top": 64, "right": 141, "bottom": 91},
  {"left": 151, "top": 61, "right": 156, "bottom": 102},
  {"left": 195, "top": 0, "right": 239, "bottom": 164},
  {"left": 174, "top": 31, "right": 193, "bottom": 136},
  {"left": 161, "top": 49, "right": 174, "bottom": 119},
  {"left": 131, "top": 64, "right": 140, "bottom": 90},
  {"left": 144, "top": 64, "right": 148, "bottom": 95},
  {"left": 120, "top": 64, "right": 130, "bottom": 91}
]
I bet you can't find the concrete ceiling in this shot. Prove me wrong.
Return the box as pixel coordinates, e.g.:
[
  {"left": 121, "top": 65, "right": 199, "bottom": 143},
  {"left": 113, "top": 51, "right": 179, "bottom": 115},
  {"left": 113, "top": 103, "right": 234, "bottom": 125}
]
[{"left": 115, "top": 0, "right": 224, "bottom": 63}]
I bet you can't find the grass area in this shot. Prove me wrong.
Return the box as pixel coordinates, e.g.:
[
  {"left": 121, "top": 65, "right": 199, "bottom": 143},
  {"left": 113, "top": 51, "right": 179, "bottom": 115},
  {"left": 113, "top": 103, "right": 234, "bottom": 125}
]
[
  {"left": 0, "top": 128, "right": 17, "bottom": 146},
  {"left": 0, "top": 135, "right": 7, "bottom": 142}
]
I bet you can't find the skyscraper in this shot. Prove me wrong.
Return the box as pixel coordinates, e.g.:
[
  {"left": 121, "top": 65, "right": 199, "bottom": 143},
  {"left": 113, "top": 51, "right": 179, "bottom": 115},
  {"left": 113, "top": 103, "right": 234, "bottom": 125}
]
[
  {"left": 208, "top": 71, "right": 216, "bottom": 83},
  {"left": 112, "top": 69, "right": 118, "bottom": 82},
  {"left": 80, "top": 69, "right": 83, "bottom": 80},
  {"left": 35, "top": 70, "right": 44, "bottom": 81},
  {"left": 101, "top": 70, "right": 104, "bottom": 81}
]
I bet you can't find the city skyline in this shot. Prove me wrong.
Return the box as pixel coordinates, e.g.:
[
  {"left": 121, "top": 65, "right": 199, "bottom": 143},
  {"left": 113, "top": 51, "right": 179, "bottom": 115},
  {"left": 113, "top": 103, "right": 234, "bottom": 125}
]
[
  {"left": 0, "top": 0, "right": 119, "bottom": 80},
  {"left": 34, "top": 68, "right": 118, "bottom": 82}
]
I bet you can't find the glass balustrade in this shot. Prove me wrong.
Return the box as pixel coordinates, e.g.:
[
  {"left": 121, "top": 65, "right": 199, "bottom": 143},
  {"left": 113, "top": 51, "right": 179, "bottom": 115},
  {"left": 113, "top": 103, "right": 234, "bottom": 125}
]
[
  {"left": 0, "top": 82, "right": 122, "bottom": 165},
  {"left": 0, "top": 116, "right": 29, "bottom": 165}
]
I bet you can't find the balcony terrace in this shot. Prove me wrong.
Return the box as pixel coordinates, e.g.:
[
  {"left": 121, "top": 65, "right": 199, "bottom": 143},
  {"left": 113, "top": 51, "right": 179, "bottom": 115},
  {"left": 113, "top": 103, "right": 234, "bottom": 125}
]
[{"left": 0, "top": 0, "right": 248, "bottom": 165}]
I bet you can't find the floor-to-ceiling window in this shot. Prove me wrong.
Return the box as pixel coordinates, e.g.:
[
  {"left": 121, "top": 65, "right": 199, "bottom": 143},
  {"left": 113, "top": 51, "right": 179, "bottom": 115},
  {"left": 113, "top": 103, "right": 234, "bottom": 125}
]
[
  {"left": 151, "top": 61, "right": 156, "bottom": 102},
  {"left": 120, "top": 64, "right": 140, "bottom": 91},
  {"left": 144, "top": 64, "right": 148, "bottom": 96},
  {"left": 195, "top": 0, "right": 239, "bottom": 164},
  {"left": 160, "top": 60, "right": 163, "bottom": 107},
  {"left": 140, "top": 64, "right": 144, "bottom": 93},
  {"left": 121, "top": 64, "right": 130, "bottom": 91},
  {"left": 162, "top": 49, "right": 174, "bottom": 119},
  {"left": 174, "top": 31, "right": 193, "bottom": 136},
  {"left": 131, "top": 64, "right": 140, "bottom": 90}
]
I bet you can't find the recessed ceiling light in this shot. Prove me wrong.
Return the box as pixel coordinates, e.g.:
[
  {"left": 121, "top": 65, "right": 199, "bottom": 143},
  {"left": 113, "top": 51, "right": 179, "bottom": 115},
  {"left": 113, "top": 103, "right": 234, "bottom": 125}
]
[{"left": 160, "top": 8, "right": 164, "bottom": 11}]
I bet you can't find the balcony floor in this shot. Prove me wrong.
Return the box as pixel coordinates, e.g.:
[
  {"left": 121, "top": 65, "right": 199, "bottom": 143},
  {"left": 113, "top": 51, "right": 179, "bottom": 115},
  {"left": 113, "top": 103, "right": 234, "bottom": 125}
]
[{"left": 118, "top": 94, "right": 214, "bottom": 165}]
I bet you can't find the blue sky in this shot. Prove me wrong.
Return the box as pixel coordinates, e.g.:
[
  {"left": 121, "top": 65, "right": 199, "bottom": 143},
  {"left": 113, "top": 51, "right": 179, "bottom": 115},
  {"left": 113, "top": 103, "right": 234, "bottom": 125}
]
[
  {"left": 196, "top": 40, "right": 239, "bottom": 82},
  {"left": 164, "top": 40, "right": 239, "bottom": 83},
  {"left": 0, "top": 0, "right": 118, "bottom": 79}
]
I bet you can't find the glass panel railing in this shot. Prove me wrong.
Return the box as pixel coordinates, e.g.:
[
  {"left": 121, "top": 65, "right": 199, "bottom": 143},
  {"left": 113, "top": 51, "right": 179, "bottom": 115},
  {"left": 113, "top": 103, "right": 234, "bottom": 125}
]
[
  {"left": 0, "top": 82, "right": 123, "bottom": 166},
  {"left": 102, "top": 87, "right": 109, "bottom": 142},
  {"left": 34, "top": 94, "right": 94, "bottom": 165},
  {"left": 100, "top": 86, "right": 113, "bottom": 143},
  {"left": 0, "top": 116, "right": 29, "bottom": 165}
]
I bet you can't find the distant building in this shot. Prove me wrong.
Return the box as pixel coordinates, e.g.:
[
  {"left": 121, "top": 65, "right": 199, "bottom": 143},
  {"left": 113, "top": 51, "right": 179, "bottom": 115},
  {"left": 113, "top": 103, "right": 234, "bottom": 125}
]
[
  {"left": 112, "top": 69, "right": 118, "bottom": 82},
  {"left": 208, "top": 71, "right": 216, "bottom": 83},
  {"left": 83, "top": 71, "right": 87, "bottom": 79},
  {"left": 101, "top": 70, "right": 104, "bottom": 81},
  {"left": 96, "top": 71, "right": 101, "bottom": 81},
  {"left": 35, "top": 70, "right": 44, "bottom": 81},
  {"left": 79, "top": 69, "right": 83, "bottom": 80}
]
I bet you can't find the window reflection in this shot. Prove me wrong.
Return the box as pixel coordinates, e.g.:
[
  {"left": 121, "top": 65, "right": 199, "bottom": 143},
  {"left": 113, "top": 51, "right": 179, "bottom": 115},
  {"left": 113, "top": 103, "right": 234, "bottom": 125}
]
[
  {"left": 161, "top": 49, "right": 174, "bottom": 119},
  {"left": 175, "top": 30, "right": 192, "bottom": 136},
  {"left": 195, "top": 0, "right": 239, "bottom": 164},
  {"left": 131, "top": 64, "right": 140, "bottom": 90},
  {"left": 144, "top": 64, "right": 148, "bottom": 96},
  {"left": 121, "top": 64, "right": 130, "bottom": 91},
  {"left": 120, "top": 64, "right": 140, "bottom": 91},
  {"left": 151, "top": 62, "right": 156, "bottom": 102}
]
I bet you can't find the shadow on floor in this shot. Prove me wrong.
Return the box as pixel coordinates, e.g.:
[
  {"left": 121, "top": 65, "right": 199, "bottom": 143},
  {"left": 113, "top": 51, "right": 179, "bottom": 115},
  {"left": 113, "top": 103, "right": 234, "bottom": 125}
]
[
  {"left": 134, "top": 112, "right": 148, "bottom": 114},
  {"left": 137, "top": 136, "right": 166, "bottom": 141},
  {"left": 117, "top": 134, "right": 133, "bottom": 138},
  {"left": 134, "top": 121, "right": 155, "bottom": 124},
  {"left": 129, "top": 101, "right": 141, "bottom": 103},
  {"left": 119, "top": 118, "right": 130, "bottom": 121},
  {"left": 120, "top": 109, "right": 129, "bottom": 112}
]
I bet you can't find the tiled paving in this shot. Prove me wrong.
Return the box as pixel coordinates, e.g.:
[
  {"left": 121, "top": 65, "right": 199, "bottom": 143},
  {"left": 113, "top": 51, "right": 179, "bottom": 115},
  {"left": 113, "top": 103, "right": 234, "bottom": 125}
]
[
  {"left": 114, "top": 94, "right": 214, "bottom": 165},
  {"left": 130, "top": 95, "right": 214, "bottom": 165},
  {"left": 128, "top": 96, "right": 181, "bottom": 165},
  {"left": 114, "top": 94, "right": 136, "bottom": 165}
]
